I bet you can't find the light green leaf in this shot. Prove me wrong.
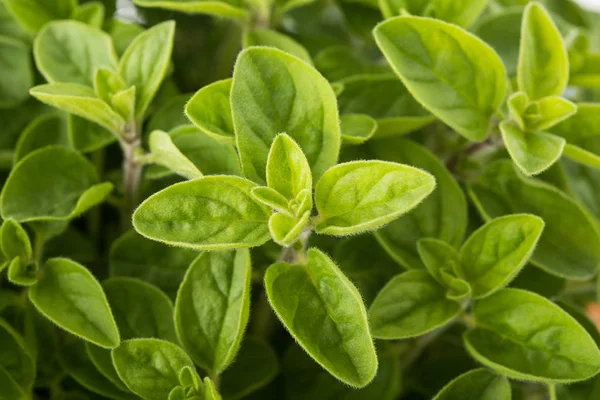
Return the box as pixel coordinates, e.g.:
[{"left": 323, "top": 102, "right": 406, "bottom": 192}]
[
  {"left": 368, "top": 270, "right": 461, "bottom": 339},
  {"left": 147, "top": 130, "right": 203, "bottom": 180},
  {"left": 109, "top": 230, "right": 198, "bottom": 298},
  {"left": 0, "top": 36, "right": 32, "bottom": 109},
  {"left": 29, "top": 258, "right": 120, "bottom": 349},
  {"left": 314, "top": 46, "right": 390, "bottom": 82},
  {"left": 68, "top": 114, "right": 116, "bottom": 153},
  {"left": 231, "top": 47, "right": 341, "bottom": 183},
  {"left": 416, "top": 238, "right": 465, "bottom": 297},
  {"left": 4, "top": 0, "right": 76, "bottom": 32},
  {"left": 71, "top": 2, "right": 105, "bottom": 28},
  {"left": 267, "top": 133, "right": 312, "bottom": 201},
  {"left": 243, "top": 29, "right": 312, "bottom": 65},
  {"left": 220, "top": 337, "right": 279, "bottom": 400},
  {"left": 469, "top": 160, "right": 600, "bottom": 279},
  {"left": 522, "top": 96, "right": 577, "bottom": 132},
  {"left": 380, "top": 0, "right": 487, "bottom": 28},
  {"left": 30, "top": 83, "right": 125, "bottom": 133},
  {"left": 518, "top": 2, "right": 569, "bottom": 100},
  {"left": 0, "top": 318, "right": 35, "bottom": 391},
  {"left": 374, "top": 16, "right": 506, "bottom": 141},
  {"left": 264, "top": 248, "right": 377, "bottom": 387},
  {"left": 14, "top": 113, "right": 69, "bottom": 163},
  {"left": 132, "top": 0, "right": 249, "bottom": 21},
  {"left": 185, "top": 79, "right": 234, "bottom": 144},
  {"left": 315, "top": 160, "right": 435, "bottom": 236},
  {"left": 8, "top": 257, "right": 38, "bottom": 286},
  {"left": 500, "top": 121, "right": 566, "bottom": 176},
  {"left": 112, "top": 338, "right": 195, "bottom": 400},
  {"left": 86, "top": 343, "right": 130, "bottom": 392},
  {"left": 371, "top": 138, "right": 467, "bottom": 269},
  {"left": 432, "top": 369, "right": 511, "bottom": 400},
  {"left": 1, "top": 146, "right": 113, "bottom": 222},
  {"left": 133, "top": 176, "right": 271, "bottom": 250},
  {"left": 464, "top": 288, "right": 600, "bottom": 382},
  {"left": 459, "top": 214, "right": 544, "bottom": 299},
  {"left": 251, "top": 186, "right": 291, "bottom": 214},
  {"left": 175, "top": 249, "right": 251, "bottom": 374},
  {"left": 336, "top": 74, "right": 434, "bottom": 138},
  {"left": 268, "top": 211, "right": 310, "bottom": 247},
  {"left": 1, "top": 219, "right": 32, "bottom": 262},
  {"left": 104, "top": 278, "right": 176, "bottom": 341},
  {"left": 340, "top": 114, "right": 377, "bottom": 145},
  {"left": 507, "top": 91, "right": 528, "bottom": 130},
  {"left": 110, "top": 86, "right": 136, "bottom": 121},
  {"left": 108, "top": 19, "right": 144, "bottom": 57},
  {"left": 119, "top": 21, "right": 175, "bottom": 120},
  {"left": 34, "top": 21, "right": 117, "bottom": 86},
  {"left": 94, "top": 68, "right": 127, "bottom": 105}
]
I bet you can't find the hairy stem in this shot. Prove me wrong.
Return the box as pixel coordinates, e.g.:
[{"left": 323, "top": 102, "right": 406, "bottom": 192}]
[
  {"left": 548, "top": 383, "right": 557, "bottom": 400},
  {"left": 120, "top": 126, "right": 143, "bottom": 231},
  {"left": 34, "top": 228, "right": 46, "bottom": 265}
]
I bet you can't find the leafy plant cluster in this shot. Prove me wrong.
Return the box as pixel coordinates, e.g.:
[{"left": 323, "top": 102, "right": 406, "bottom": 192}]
[{"left": 3, "top": 0, "right": 600, "bottom": 399}]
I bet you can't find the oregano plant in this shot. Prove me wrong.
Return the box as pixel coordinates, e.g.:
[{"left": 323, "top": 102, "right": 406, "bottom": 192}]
[{"left": 3, "top": 0, "right": 600, "bottom": 399}]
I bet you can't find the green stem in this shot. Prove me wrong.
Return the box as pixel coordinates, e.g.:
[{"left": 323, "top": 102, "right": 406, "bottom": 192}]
[
  {"left": 548, "top": 383, "right": 557, "bottom": 400},
  {"left": 34, "top": 228, "right": 45, "bottom": 265},
  {"left": 119, "top": 128, "right": 143, "bottom": 232}
]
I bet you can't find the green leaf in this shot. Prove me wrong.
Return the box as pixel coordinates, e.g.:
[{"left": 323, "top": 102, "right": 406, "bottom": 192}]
[
  {"left": 2, "top": 146, "right": 113, "bottom": 222},
  {"left": 550, "top": 103, "right": 600, "bottom": 142},
  {"left": 175, "top": 249, "right": 251, "bottom": 374},
  {"left": 133, "top": 176, "right": 271, "bottom": 250},
  {"left": 147, "top": 93, "right": 191, "bottom": 133},
  {"left": 185, "top": 79, "right": 234, "bottom": 144},
  {"left": 368, "top": 270, "right": 461, "bottom": 339},
  {"left": 282, "top": 343, "right": 401, "bottom": 400},
  {"left": 371, "top": 138, "right": 467, "bottom": 269},
  {"left": 432, "top": 368, "right": 511, "bottom": 400},
  {"left": 518, "top": 2, "right": 569, "bottom": 100},
  {"left": 522, "top": 96, "right": 577, "bottom": 132},
  {"left": 119, "top": 21, "right": 175, "bottom": 120},
  {"left": 147, "top": 130, "right": 203, "bottom": 180},
  {"left": 379, "top": 0, "right": 487, "bottom": 28},
  {"left": 244, "top": 29, "right": 312, "bottom": 65},
  {"left": 68, "top": 114, "right": 116, "bottom": 153},
  {"left": 29, "top": 258, "right": 120, "bottom": 348},
  {"left": 0, "top": 36, "right": 33, "bottom": 108},
  {"left": 267, "top": 133, "right": 312, "bottom": 201},
  {"left": 109, "top": 230, "right": 198, "bottom": 298},
  {"left": 8, "top": 257, "right": 38, "bottom": 286},
  {"left": 231, "top": 47, "right": 341, "bottom": 183},
  {"left": 86, "top": 343, "right": 130, "bottom": 392},
  {"left": 108, "top": 19, "right": 144, "bottom": 57},
  {"left": 269, "top": 211, "right": 310, "bottom": 247},
  {"left": 0, "top": 318, "right": 35, "bottom": 391},
  {"left": 336, "top": 74, "right": 434, "bottom": 138},
  {"left": 132, "top": 0, "right": 248, "bottom": 21},
  {"left": 501, "top": 121, "right": 566, "bottom": 176},
  {"left": 340, "top": 114, "right": 377, "bottom": 145},
  {"left": 0, "top": 367, "right": 26, "bottom": 400},
  {"left": 220, "top": 337, "right": 279, "bottom": 400},
  {"left": 314, "top": 46, "right": 390, "bottom": 82},
  {"left": 459, "top": 214, "right": 544, "bottom": 299},
  {"left": 251, "top": 186, "right": 291, "bottom": 214},
  {"left": 315, "top": 160, "right": 435, "bottom": 236},
  {"left": 416, "top": 239, "right": 458, "bottom": 281},
  {"left": 30, "top": 83, "right": 125, "bottom": 133},
  {"left": 1, "top": 219, "right": 32, "bottom": 262},
  {"left": 264, "top": 248, "right": 377, "bottom": 387},
  {"left": 469, "top": 160, "right": 600, "bottom": 279},
  {"left": 71, "top": 2, "right": 105, "bottom": 28},
  {"left": 374, "top": 16, "right": 506, "bottom": 141},
  {"left": 4, "top": 0, "right": 76, "bottom": 32},
  {"left": 464, "top": 288, "right": 600, "bottom": 382},
  {"left": 104, "top": 278, "right": 176, "bottom": 341},
  {"left": 58, "top": 337, "right": 134, "bottom": 400},
  {"left": 94, "top": 67, "right": 127, "bottom": 105},
  {"left": 112, "top": 338, "right": 195, "bottom": 400},
  {"left": 34, "top": 21, "right": 117, "bottom": 86},
  {"left": 14, "top": 113, "right": 69, "bottom": 163}
]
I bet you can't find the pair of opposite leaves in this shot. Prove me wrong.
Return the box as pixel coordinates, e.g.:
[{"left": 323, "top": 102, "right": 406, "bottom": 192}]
[{"left": 374, "top": 2, "right": 584, "bottom": 177}]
